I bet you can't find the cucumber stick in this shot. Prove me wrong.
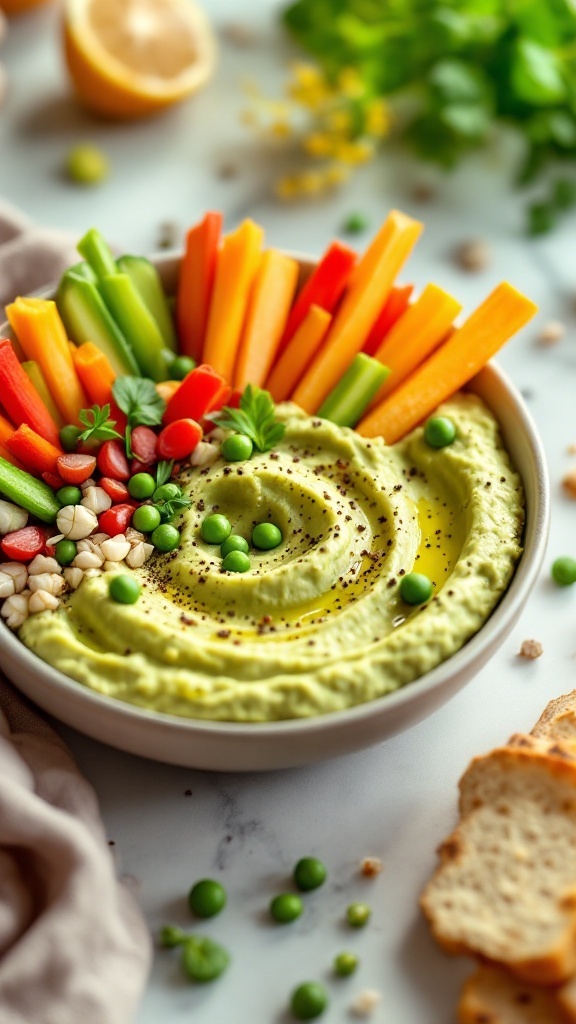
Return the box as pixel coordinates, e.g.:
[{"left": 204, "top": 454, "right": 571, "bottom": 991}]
[
  {"left": 99, "top": 274, "right": 168, "bottom": 382},
  {"left": 57, "top": 269, "right": 140, "bottom": 377},
  {"left": 0, "top": 458, "right": 60, "bottom": 524},
  {"left": 117, "top": 256, "right": 177, "bottom": 352},
  {"left": 77, "top": 227, "right": 118, "bottom": 280},
  {"left": 318, "top": 354, "right": 390, "bottom": 428}
]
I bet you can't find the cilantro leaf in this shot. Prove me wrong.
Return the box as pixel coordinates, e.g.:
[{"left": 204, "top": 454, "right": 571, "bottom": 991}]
[
  {"left": 112, "top": 377, "right": 166, "bottom": 458},
  {"left": 155, "top": 460, "right": 175, "bottom": 487},
  {"left": 212, "top": 384, "right": 285, "bottom": 453},
  {"left": 78, "top": 404, "right": 122, "bottom": 444},
  {"left": 157, "top": 495, "right": 192, "bottom": 522}
]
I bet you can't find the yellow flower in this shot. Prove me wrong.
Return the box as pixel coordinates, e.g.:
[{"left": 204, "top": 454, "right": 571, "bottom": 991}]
[
  {"left": 338, "top": 67, "right": 364, "bottom": 98},
  {"left": 365, "top": 98, "right": 390, "bottom": 137},
  {"left": 287, "top": 62, "right": 332, "bottom": 109},
  {"left": 323, "top": 164, "right": 353, "bottom": 186},
  {"left": 332, "top": 139, "right": 375, "bottom": 165},
  {"left": 270, "top": 120, "right": 292, "bottom": 138},
  {"left": 303, "top": 132, "right": 334, "bottom": 157},
  {"left": 275, "top": 175, "right": 300, "bottom": 199},
  {"left": 325, "top": 109, "right": 353, "bottom": 136}
]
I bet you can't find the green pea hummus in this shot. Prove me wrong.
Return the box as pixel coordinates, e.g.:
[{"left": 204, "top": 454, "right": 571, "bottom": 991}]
[{"left": 19, "top": 394, "right": 524, "bottom": 722}]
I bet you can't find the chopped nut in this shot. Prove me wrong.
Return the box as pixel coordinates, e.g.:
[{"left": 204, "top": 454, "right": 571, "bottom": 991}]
[
  {"left": 519, "top": 639, "right": 543, "bottom": 660},
  {"left": 57, "top": 504, "right": 98, "bottom": 540},
  {"left": 46, "top": 534, "right": 65, "bottom": 546},
  {"left": 28, "top": 590, "right": 60, "bottom": 614},
  {"left": 0, "top": 562, "right": 29, "bottom": 593},
  {"left": 77, "top": 538, "right": 105, "bottom": 556},
  {"left": 190, "top": 441, "right": 219, "bottom": 468},
  {"left": 360, "top": 856, "right": 383, "bottom": 878},
  {"left": 81, "top": 486, "right": 112, "bottom": 515},
  {"left": 126, "top": 528, "right": 146, "bottom": 547},
  {"left": 89, "top": 533, "right": 110, "bottom": 546},
  {"left": 100, "top": 536, "right": 131, "bottom": 562},
  {"left": 157, "top": 220, "right": 179, "bottom": 249},
  {"left": 1, "top": 591, "right": 29, "bottom": 629},
  {"left": 563, "top": 469, "right": 576, "bottom": 498},
  {"left": 73, "top": 550, "right": 104, "bottom": 570},
  {"left": 63, "top": 567, "right": 83, "bottom": 590},
  {"left": 454, "top": 239, "right": 491, "bottom": 272},
  {"left": 538, "top": 320, "right": 565, "bottom": 345},
  {"left": 412, "top": 181, "right": 436, "bottom": 202},
  {"left": 349, "top": 989, "right": 381, "bottom": 1017},
  {"left": 80, "top": 478, "right": 97, "bottom": 492},
  {"left": 28, "top": 554, "right": 61, "bottom": 576},
  {"left": 125, "top": 541, "right": 153, "bottom": 568},
  {"left": 28, "top": 573, "right": 66, "bottom": 596}
]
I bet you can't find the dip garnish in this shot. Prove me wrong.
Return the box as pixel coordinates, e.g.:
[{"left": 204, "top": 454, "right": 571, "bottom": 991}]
[{"left": 212, "top": 384, "right": 286, "bottom": 454}]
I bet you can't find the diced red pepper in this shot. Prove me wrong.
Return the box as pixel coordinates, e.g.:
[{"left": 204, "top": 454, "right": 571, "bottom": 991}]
[
  {"left": 1, "top": 525, "right": 49, "bottom": 563},
  {"left": 131, "top": 425, "right": 157, "bottom": 464},
  {"left": 164, "top": 364, "right": 227, "bottom": 425},
  {"left": 97, "top": 440, "right": 130, "bottom": 481},
  {"left": 99, "top": 477, "right": 130, "bottom": 503},
  {"left": 156, "top": 419, "right": 202, "bottom": 461},
  {"left": 99, "top": 503, "right": 134, "bottom": 537},
  {"left": 56, "top": 453, "right": 97, "bottom": 485}
]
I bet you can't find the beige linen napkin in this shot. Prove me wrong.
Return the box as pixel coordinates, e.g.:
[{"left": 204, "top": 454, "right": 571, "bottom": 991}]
[{"left": 0, "top": 203, "right": 152, "bottom": 1022}]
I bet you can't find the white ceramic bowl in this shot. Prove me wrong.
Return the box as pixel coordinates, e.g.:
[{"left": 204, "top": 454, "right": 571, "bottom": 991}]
[{"left": 0, "top": 255, "right": 549, "bottom": 771}]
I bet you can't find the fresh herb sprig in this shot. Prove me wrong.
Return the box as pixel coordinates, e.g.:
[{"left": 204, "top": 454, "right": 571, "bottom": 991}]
[
  {"left": 156, "top": 495, "right": 193, "bottom": 523},
  {"left": 155, "top": 460, "right": 174, "bottom": 488},
  {"left": 212, "top": 385, "right": 285, "bottom": 453},
  {"left": 78, "top": 404, "right": 122, "bottom": 445},
  {"left": 112, "top": 377, "right": 166, "bottom": 458}
]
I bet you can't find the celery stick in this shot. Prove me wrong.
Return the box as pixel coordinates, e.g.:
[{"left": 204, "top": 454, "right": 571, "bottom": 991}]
[
  {"left": 57, "top": 269, "right": 140, "bottom": 377},
  {"left": 0, "top": 458, "right": 60, "bottom": 523},
  {"left": 99, "top": 274, "right": 168, "bottom": 382},
  {"left": 318, "top": 354, "right": 390, "bottom": 428},
  {"left": 21, "top": 361, "right": 65, "bottom": 428},
  {"left": 77, "top": 228, "right": 117, "bottom": 280},
  {"left": 117, "top": 256, "right": 177, "bottom": 352}
]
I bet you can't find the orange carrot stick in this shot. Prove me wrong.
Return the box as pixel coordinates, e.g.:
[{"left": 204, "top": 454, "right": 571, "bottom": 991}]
[
  {"left": 0, "top": 443, "right": 24, "bottom": 471},
  {"left": 0, "top": 412, "right": 15, "bottom": 447},
  {"left": 177, "top": 211, "right": 223, "bottom": 362},
  {"left": 233, "top": 249, "right": 299, "bottom": 390},
  {"left": 7, "top": 423, "right": 63, "bottom": 476},
  {"left": 357, "top": 282, "right": 538, "bottom": 444},
  {"left": 72, "top": 342, "right": 117, "bottom": 408},
  {"left": 266, "top": 305, "right": 332, "bottom": 403},
  {"left": 6, "top": 298, "right": 88, "bottom": 425},
  {"left": 292, "top": 211, "right": 423, "bottom": 413},
  {"left": 370, "top": 283, "right": 462, "bottom": 403},
  {"left": 363, "top": 284, "right": 414, "bottom": 356},
  {"left": 202, "top": 219, "right": 264, "bottom": 384}
]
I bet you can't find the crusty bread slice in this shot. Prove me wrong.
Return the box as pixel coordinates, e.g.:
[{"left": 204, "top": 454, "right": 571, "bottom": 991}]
[
  {"left": 559, "top": 975, "right": 576, "bottom": 1022},
  {"left": 421, "top": 740, "right": 576, "bottom": 985},
  {"left": 458, "top": 965, "right": 571, "bottom": 1024},
  {"left": 532, "top": 692, "right": 576, "bottom": 746}
]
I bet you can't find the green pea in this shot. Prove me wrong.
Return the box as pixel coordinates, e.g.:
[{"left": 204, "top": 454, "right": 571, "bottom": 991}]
[
  {"left": 552, "top": 556, "right": 576, "bottom": 586},
  {"left": 109, "top": 574, "right": 141, "bottom": 604},
  {"left": 188, "top": 879, "right": 227, "bottom": 919},
  {"left": 222, "top": 550, "right": 250, "bottom": 573},
  {"left": 201, "top": 514, "right": 231, "bottom": 544},
  {"left": 346, "top": 902, "right": 371, "bottom": 928},
  {"left": 66, "top": 143, "right": 109, "bottom": 186},
  {"left": 128, "top": 473, "right": 157, "bottom": 500},
  {"left": 221, "top": 433, "right": 254, "bottom": 462},
  {"left": 56, "top": 485, "right": 83, "bottom": 507},
  {"left": 424, "top": 416, "right": 456, "bottom": 448},
  {"left": 59, "top": 424, "right": 82, "bottom": 452},
  {"left": 252, "top": 522, "right": 282, "bottom": 551},
  {"left": 342, "top": 212, "right": 368, "bottom": 234},
  {"left": 270, "top": 893, "right": 303, "bottom": 924},
  {"left": 55, "top": 539, "right": 77, "bottom": 566},
  {"left": 153, "top": 483, "right": 180, "bottom": 503},
  {"left": 151, "top": 523, "right": 180, "bottom": 552},
  {"left": 132, "top": 504, "right": 162, "bottom": 533},
  {"left": 221, "top": 534, "right": 249, "bottom": 558},
  {"left": 293, "top": 857, "right": 327, "bottom": 892},
  {"left": 180, "top": 935, "right": 230, "bottom": 983},
  {"left": 400, "top": 572, "right": 433, "bottom": 605},
  {"left": 167, "top": 355, "right": 196, "bottom": 381},
  {"left": 290, "top": 981, "right": 328, "bottom": 1020},
  {"left": 334, "top": 951, "right": 359, "bottom": 977},
  {"left": 159, "top": 925, "right": 186, "bottom": 948}
]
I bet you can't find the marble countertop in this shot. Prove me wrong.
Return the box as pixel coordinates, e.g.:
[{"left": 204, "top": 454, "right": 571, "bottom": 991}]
[{"left": 3, "top": 3, "right": 576, "bottom": 1021}]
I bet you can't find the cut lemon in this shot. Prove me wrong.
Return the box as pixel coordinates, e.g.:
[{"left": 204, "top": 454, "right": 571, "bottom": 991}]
[{"left": 62, "top": 0, "right": 217, "bottom": 119}]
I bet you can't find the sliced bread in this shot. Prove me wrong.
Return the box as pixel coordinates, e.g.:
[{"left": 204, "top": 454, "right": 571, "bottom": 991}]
[
  {"left": 421, "top": 740, "right": 576, "bottom": 985},
  {"left": 458, "top": 965, "right": 571, "bottom": 1024},
  {"left": 532, "top": 692, "right": 576, "bottom": 746}
]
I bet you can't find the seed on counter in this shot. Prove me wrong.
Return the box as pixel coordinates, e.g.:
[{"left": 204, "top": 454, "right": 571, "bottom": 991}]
[
  {"left": 552, "top": 556, "right": 576, "bottom": 586},
  {"left": 562, "top": 469, "right": 576, "bottom": 498},
  {"left": 454, "top": 239, "right": 491, "bottom": 272},
  {"left": 334, "top": 952, "right": 359, "bottom": 977},
  {"left": 294, "top": 857, "right": 327, "bottom": 892},
  {"left": 66, "top": 143, "right": 109, "bottom": 186},
  {"left": 346, "top": 902, "right": 372, "bottom": 928},
  {"left": 537, "top": 320, "right": 565, "bottom": 345},
  {"left": 519, "top": 639, "right": 543, "bottom": 660},
  {"left": 270, "top": 893, "right": 303, "bottom": 924},
  {"left": 156, "top": 220, "right": 179, "bottom": 250},
  {"left": 349, "top": 989, "right": 381, "bottom": 1017},
  {"left": 360, "top": 856, "right": 383, "bottom": 878},
  {"left": 188, "top": 879, "right": 227, "bottom": 919},
  {"left": 290, "top": 981, "right": 328, "bottom": 1020}
]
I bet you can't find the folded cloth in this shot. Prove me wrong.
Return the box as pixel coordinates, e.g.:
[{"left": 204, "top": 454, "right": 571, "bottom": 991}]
[
  {"left": 0, "top": 676, "right": 152, "bottom": 1024},
  {"left": 0, "top": 200, "right": 79, "bottom": 308}
]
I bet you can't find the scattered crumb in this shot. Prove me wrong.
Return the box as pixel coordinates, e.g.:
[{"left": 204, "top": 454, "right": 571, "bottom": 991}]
[
  {"left": 184, "top": 789, "right": 192, "bottom": 797},
  {"left": 538, "top": 320, "right": 565, "bottom": 345},
  {"left": 411, "top": 181, "right": 436, "bottom": 202},
  {"left": 568, "top": 444, "right": 576, "bottom": 455},
  {"left": 157, "top": 220, "right": 179, "bottom": 250},
  {"left": 221, "top": 22, "right": 260, "bottom": 47},
  {"left": 360, "top": 856, "right": 383, "bottom": 878},
  {"left": 562, "top": 468, "right": 576, "bottom": 498},
  {"left": 454, "top": 239, "right": 491, "bottom": 272},
  {"left": 520, "top": 387, "right": 534, "bottom": 401},
  {"left": 519, "top": 639, "right": 543, "bottom": 660},
  {"left": 108, "top": 839, "right": 115, "bottom": 846},
  {"left": 217, "top": 162, "right": 240, "bottom": 180},
  {"left": 349, "top": 989, "right": 381, "bottom": 1017}
]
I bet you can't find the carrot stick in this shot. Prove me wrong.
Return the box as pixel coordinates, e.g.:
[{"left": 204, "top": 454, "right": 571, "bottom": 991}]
[
  {"left": 292, "top": 211, "right": 423, "bottom": 413},
  {"left": 370, "top": 283, "right": 462, "bottom": 403},
  {"left": 6, "top": 298, "right": 88, "bottom": 425},
  {"left": 0, "top": 339, "right": 62, "bottom": 449},
  {"left": 0, "top": 412, "right": 15, "bottom": 447},
  {"left": 7, "top": 423, "right": 63, "bottom": 476},
  {"left": 363, "top": 284, "right": 413, "bottom": 356},
  {"left": 21, "top": 360, "right": 65, "bottom": 429},
  {"left": 72, "top": 342, "right": 116, "bottom": 407},
  {"left": 278, "top": 241, "right": 356, "bottom": 354},
  {"left": 357, "top": 282, "right": 538, "bottom": 444},
  {"left": 266, "top": 305, "right": 332, "bottom": 403},
  {"left": 233, "top": 250, "right": 299, "bottom": 390},
  {"left": 0, "top": 443, "right": 24, "bottom": 471},
  {"left": 177, "top": 211, "right": 223, "bottom": 362},
  {"left": 202, "top": 220, "right": 264, "bottom": 384}
]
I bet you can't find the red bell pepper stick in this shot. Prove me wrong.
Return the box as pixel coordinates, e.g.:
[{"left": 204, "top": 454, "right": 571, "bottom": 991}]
[
  {"left": 164, "top": 364, "right": 228, "bottom": 425},
  {"left": 0, "top": 338, "right": 62, "bottom": 449},
  {"left": 177, "top": 211, "right": 223, "bottom": 362},
  {"left": 278, "top": 241, "right": 357, "bottom": 355},
  {"left": 7, "top": 424, "right": 63, "bottom": 477},
  {"left": 363, "top": 284, "right": 414, "bottom": 356}
]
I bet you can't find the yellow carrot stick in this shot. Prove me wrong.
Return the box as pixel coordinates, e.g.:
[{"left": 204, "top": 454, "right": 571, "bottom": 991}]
[
  {"left": 72, "top": 342, "right": 116, "bottom": 408},
  {"left": 202, "top": 219, "right": 264, "bottom": 384},
  {"left": 21, "top": 360, "right": 65, "bottom": 429},
  {"left": 357, "top": 282, "right": 538, "bottom": 444},
  {"left": 266, "top": 305, "right": 332, "bottom": 403},
  {"left": 6, "top": 297, "right": 88, "bottom": 425},
  {"left": 292, "top": 210, "right": 423, "bottom": 413},
  {"left": 234, "top": 250, "right": 299, "bottom": 390},
  {"left": 370, "top": 283, "right": 462, "bottom": 404}
]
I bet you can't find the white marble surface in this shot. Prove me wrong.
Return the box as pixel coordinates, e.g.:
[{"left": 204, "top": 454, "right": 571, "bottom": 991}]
[{"left": 2, "top": 3, "right": 576, "bottom": 1021}]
